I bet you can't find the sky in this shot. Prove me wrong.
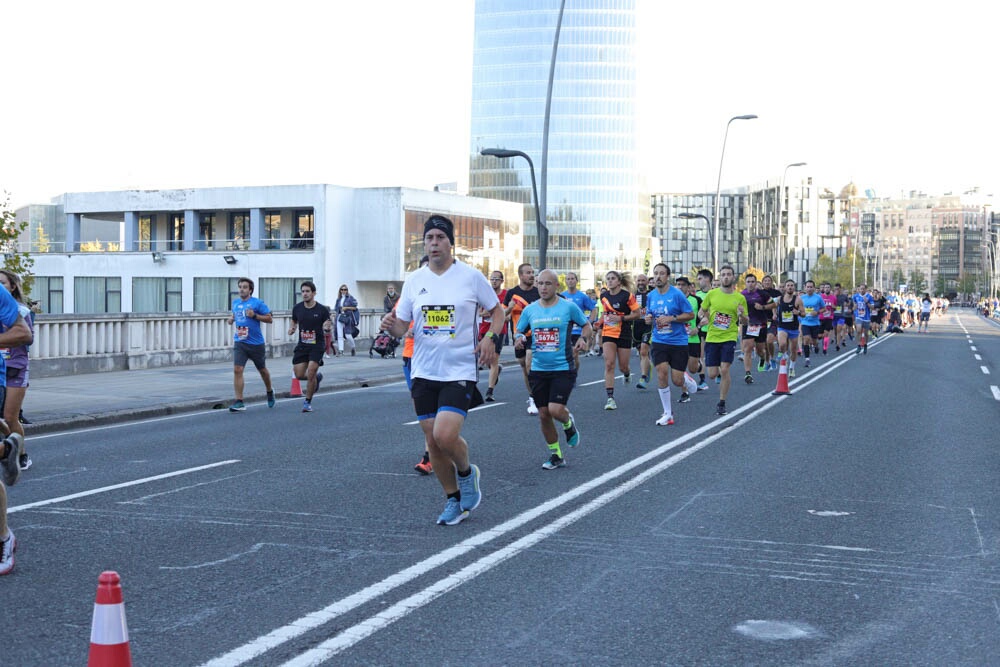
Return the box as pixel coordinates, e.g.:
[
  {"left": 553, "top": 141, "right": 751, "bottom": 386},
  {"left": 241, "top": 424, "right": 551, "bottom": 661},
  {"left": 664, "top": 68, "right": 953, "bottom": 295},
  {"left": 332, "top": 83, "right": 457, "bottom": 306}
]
[{"left": 2, "top": 0, "right": 998, "bottom": 209}]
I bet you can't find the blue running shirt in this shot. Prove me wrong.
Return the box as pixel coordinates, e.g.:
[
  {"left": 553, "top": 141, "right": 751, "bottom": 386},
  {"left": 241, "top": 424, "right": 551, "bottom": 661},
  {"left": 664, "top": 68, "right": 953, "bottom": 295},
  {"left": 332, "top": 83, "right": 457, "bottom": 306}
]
[
  {"left": 645, "top": 286, "right": 693, "bottom": 346},
  {"left": 517, "top": 299, "right": 589, "bottom": 372}
]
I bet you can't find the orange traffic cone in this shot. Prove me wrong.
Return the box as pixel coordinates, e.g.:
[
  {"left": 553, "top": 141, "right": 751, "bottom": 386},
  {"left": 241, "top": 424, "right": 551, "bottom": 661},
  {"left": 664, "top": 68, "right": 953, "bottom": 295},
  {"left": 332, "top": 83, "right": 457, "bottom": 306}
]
[
  {"left": 772, "top": 356, "right": 792, "bottom": 396},
  {"left": 88, "top": 571, "right": 133, "bottom": 667},
  {"left": 290, "top": 377, "right": 302, "bottom": 397}
]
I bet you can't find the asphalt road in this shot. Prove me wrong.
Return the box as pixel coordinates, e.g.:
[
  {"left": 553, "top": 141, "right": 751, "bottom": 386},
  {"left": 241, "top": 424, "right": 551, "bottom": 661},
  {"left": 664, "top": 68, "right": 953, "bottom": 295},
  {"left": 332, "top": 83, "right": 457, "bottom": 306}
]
[{"left": 6, "top": 312, "right": 999, "bottom": 666}]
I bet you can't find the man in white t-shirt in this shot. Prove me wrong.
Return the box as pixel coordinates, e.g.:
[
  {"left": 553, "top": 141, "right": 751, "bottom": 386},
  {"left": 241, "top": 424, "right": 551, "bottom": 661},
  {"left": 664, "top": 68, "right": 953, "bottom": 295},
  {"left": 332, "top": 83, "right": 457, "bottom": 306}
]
[{"left": 381, "top": 215, "right": 505, "bottom": 526}]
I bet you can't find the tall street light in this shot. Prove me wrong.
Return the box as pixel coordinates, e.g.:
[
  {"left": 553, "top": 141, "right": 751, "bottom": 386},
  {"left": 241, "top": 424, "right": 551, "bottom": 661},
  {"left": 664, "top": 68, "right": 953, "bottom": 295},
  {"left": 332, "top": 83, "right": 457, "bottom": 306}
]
[
  {"left": 777, "top": 161, "right": 807, "bottom": 281},
  {"left": 713, "top": 114, "right": 758, "bottom": 273},
  {"left": 678, "top": 212, "right": 713, "bottom": 269},
  {"left": 480, "top": 148, "right": 548, "bottom": 269}
]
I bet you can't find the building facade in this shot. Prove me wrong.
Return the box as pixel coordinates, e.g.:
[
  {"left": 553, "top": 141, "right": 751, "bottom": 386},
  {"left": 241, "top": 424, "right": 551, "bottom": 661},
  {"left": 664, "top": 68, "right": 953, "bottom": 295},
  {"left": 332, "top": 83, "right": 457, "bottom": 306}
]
[
  {"left": 468, "top": 0, "right": 650, "bottom": 283},
  {"left": 15, "top": 185, "right": 523, "bottom": 314}
]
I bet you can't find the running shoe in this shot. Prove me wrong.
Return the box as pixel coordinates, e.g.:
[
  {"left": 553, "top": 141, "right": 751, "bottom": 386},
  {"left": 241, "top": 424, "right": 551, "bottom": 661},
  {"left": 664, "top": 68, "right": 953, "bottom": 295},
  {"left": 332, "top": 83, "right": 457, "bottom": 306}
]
[
  {"left": 623, "top": 374, "right": 631, "bottom": 385},
  {"left": 697, "top": 382, "right": 709, "bottom": 392},
  {"left": 414, "top": 459, "right": 433, "bottom": 475},
  {"left": 315, "top": 372, "right": 323, "bottom": 392},
  {"left": 228, "top": 400, "right": 246, "bottom": 412},
  {"left": 484, "top": 389, "right": 495, "bottom": 403},
  {"left": 804, "top": 358, "right": 810, "bottom": 368},
  {"left": 770, "top": 360, "right": 778, "bottom": 371},
  {"left": 863, "top": 345, "right": 868, "bottom": 355},
  {"left": 458, "top": 464, "right": 481, "bottom": 511},
  {"left": 604, "top": 397, "right": 617, "bottom": 411},
  {"left": 18, "top": 454, "right": 31, "bottom": 472},
  {"left": 789, "top": 366, "right": 796, "bottom": 378},
  {"left": 744, "top": 373, "right": 754, "bottom": 385},
  {"left": 678, "top": 392, "right": 691, "bottom": 403},
  {"left": 716, "top": 401, "right": 727, "bottom": 416},
  {"left": 266, "top": 390, "right": 276, "bottom": 408},
  {"left": 302, "top": 400, "right": 313, "bottom": 412},
  {"left": 822, "top": 347, "right": 828, "bottom": 356},
  {"left": 437, "top": 498, "right": 469, "bottom": 526},
  {"left": 714, "top": 375, "right": 720, "bottom": 384},
  {"left": 527, "top": 397, "right": 539, "bottom": 415},
  {"left": 542, "top": 454, "right": 566, "bottom": 470},
  {"left": 1, "top": 434, "right": 21, "bottom": 487},
  {"left": 757, "top": 359, "right": 766, "bottom": 372},
  {"left": 855, "top": 346, "right": 862, "bottom": 356},
  {"left": 636, "top": 376, "right": 647, "bottom": 389},
  {"left": 0, "top": 529, "right": 15, "bottom": 576},
  {"left": 564, "top": 413, "right": 580, "bottom": 448},
  {"left": 655, "top": 413, "right": 675, "bottom": 426}
]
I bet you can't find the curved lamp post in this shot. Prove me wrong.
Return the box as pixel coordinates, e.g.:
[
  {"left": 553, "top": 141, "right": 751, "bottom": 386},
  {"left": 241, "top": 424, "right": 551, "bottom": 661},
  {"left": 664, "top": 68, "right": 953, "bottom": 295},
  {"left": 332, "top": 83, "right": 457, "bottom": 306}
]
[
  {"left": 713, "top": 114, "right": 758, "bottom": 272},
  {"left": 678, "top": 212, "right": 713, "bottom": 269},
  {"left": 480, "top": 148, "right": 547, "bottom": 269},
  {"left": 777, "top": 161, "right": 807, "bottom": 280}
]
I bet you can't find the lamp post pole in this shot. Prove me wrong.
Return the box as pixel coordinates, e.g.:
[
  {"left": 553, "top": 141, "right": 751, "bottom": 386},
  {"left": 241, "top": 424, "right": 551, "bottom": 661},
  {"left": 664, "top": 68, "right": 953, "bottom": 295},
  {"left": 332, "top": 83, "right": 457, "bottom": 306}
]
[
  {"left": 777, "top": 161, "right": 806, "bottom": 282},
  {"left": 538, "top": 0, "right": 565, "bottom": 272},
  {"left": 480, "top": 148, "right": 546, "bottom": 269},
  {"left": 713, "top": 114, "right": 757, "bottom": 273},
  {"left": 679, "top": 212, "right": 713, "bottom": 269}
]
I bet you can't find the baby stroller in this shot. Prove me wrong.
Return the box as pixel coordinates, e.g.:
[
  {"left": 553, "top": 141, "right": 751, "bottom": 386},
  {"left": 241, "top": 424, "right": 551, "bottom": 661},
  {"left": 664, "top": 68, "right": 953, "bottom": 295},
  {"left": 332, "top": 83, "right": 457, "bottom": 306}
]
[{"left": 369, "top": 330, "right": 400, "bottom": 359}]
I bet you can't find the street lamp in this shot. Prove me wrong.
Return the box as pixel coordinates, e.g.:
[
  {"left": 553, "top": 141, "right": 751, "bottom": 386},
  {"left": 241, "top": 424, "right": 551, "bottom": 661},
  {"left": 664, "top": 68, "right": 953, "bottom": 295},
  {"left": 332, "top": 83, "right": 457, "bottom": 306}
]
[
  {"left": 480, "top": 148, "right": 548, "bottom": 269},
  {"left": 777, "top": 161, "right": 807, "bottom": 281},
  {"left": 678, "top": 212, "right": 713, "bottom": 268},
  {"left": 713, "top": 114, "right": 758, "bottom": 273}
]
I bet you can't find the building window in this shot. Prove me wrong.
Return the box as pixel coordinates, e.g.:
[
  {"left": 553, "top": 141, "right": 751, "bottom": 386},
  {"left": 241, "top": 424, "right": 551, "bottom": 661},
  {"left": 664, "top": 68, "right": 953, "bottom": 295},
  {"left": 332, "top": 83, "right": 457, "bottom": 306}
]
[
  {"left": 199, "top": 213, "right": 215, "bottom": 250},
  {"left": 75, "top": 277, "right": 122, "bottom": 313},
  {"left": 265, "top": 211, "right": 282, "bottom": 249},
  {"left": 139, "top": 215, "right": 154, "bottom": 251},
  {"left": 194, "top": 277, "right": 241, "bottom": 312},
  {"left": 31, "top": 276, "right": 64, "bottom": 314},
  {"left": 133, "top": 277, "right": 182, "bottom": 313},
  {"left": 170, "top": 213, "right": 184, "bottom": 251},
  {"left": 293, "top": 210, "right": 314, "bottom": 248},
  {"left": 259, "top": 277, "right": 312, "bottom": 310},
  {"left": 228, "top": 212, "right": 250, "bottom": 250}
]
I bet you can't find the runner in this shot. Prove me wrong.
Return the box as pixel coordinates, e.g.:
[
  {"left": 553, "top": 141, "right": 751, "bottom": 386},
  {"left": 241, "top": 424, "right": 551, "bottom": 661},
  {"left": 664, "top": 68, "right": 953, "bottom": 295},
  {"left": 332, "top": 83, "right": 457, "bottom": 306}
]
[
  {"left": 919, "top": 292, "right": 933, "bottom": 332},
  {"left": 852, "top": 284, "right": 875, "bottom": 354},
  {"left": 645, "top": 263, "right": 698, "bottom": 425},
  {"left": 514, "top": 269, "right": 592, "bottom": 470},
  {"left": 380, "top": 215, "right": 504, "bottom": 526},
  {"left": 834, "top": 283, "right": 854, "bottom": 349},
  {"left": 504, "top": 263, "right": 541, "bottom": 414},
  {"left": 819, "top": 281, "right": 837, "bottom": 354},
  {"left": 227, "top": 278, "right": 276, "bottom": 412},
  {"left": 407, "top": 256, "right": 434, "bottom": 474},
  {"left": 631, "top": 274, "right": 653, "bottom": 389},
  {"left": 775, "top": 279, "right": 804, "bottom": 376},
  {"left": 675, "top": 276, "right": 705, "bottom": 401},
  {"left": 288, "top": 281, "right": 333, "bottom": 413},
  {"left": 560, "top": 271, "right": 597, "bottom": 371},
  {"left": 870, "top": 289, "right": 887, "bottom": 338},
  {"left": 482, "top": 270, "right": 507, "bottom": 401},
  {"left": 740, "top": 273, "right": 773, "bottom": 384},
  {"left": 697, "top": 265, "right": 748, "bottom": 416},
  {"left": 761, "top": 275, "right": 782, "bottom": 370},
  {"left": 798, "top": 280, "right": 825, "bottom": 369},
  {"left": 695, "top": 269, "right": 713, "bottom": 388},
  {"left": 599, "top": 270, "right": 641, "bottom": 410},
  {"left": 0, "top": 270, "right": 33, "bottom": 471},
  {"left": 0, "top": 282, "right": 33, "bottom": 575}
]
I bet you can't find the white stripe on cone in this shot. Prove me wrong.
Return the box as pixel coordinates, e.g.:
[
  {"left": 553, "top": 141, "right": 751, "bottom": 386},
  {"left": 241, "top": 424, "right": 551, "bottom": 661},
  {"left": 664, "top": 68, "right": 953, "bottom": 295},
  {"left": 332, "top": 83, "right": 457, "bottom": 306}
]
[{"left": 91, "top": 603, "right": 129, "bottom": 645}]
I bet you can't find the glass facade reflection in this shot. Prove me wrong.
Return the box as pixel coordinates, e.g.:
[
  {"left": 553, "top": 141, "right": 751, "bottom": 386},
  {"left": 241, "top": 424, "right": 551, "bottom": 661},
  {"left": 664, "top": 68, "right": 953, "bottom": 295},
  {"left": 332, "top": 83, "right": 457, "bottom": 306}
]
[
  {"left": 468, "top": 0, "right": 650, "bottom": 281},
  {"left": 403, "top": 209, "right": 520, "bottom": 281}
]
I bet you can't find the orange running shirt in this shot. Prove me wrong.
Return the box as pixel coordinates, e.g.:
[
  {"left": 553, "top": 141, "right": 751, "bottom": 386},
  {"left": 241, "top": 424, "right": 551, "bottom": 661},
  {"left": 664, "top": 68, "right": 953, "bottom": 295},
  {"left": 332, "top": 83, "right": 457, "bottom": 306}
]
[{"left": 600, "top": 289, "right": 639, "bottom": 339}]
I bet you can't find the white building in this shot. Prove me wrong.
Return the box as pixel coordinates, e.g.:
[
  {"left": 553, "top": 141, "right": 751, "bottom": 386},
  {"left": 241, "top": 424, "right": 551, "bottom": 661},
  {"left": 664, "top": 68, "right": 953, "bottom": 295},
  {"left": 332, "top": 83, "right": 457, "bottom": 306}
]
[{"left": 16, "top": 184, "right": 523, "bottom": 314}]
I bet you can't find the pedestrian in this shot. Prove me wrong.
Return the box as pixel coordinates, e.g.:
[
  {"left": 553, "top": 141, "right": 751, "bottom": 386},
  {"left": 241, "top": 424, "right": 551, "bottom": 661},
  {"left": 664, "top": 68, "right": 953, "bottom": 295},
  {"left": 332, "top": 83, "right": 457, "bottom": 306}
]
[
  {"left": 504, "top": 263, "right": 541, "bottom": 414},
  {"left": 697, "top": 265, "right": 748, "bottom": 416},
  {"left": 335, "top": 285, "right": 359, "bottom": 356},
  {"left": 0, "top": 270, "right": 34, "bottom": 470},
  {"left": 227, "top": 278, "right": 275, "bottom": 412},
  {"left": 0, "top": 282, "right": 34, "bottom": 575},
  {"left": 288, "top": 281, "right": 333, "bottom": 413},
  {"left": 919, "top": 292, "right": 933, "bottom": 332},
  {"left": 383, "top": 283, "right": 400, "bottom": 313},
  {"left": 645, "top": 263, "right": 698, "bottom": 425},
  {"left": 599, "top": 270, "right": 641, "bottom": 410},
  {"left": 482, "top": 270, "right": 507, "bottom": 402},
  {"left": 514, "top": 269, "right": 591, "bottom": 470},
  {"left": 380, "top": 215, "right": 504, "bottom": 526}
]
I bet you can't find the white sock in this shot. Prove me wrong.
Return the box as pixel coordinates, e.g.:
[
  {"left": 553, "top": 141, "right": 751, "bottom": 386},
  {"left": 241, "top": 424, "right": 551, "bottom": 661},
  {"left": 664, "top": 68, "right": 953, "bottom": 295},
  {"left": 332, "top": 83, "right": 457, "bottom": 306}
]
[{"left": 658, "top": 387, "right": 672, "bottom": 415}]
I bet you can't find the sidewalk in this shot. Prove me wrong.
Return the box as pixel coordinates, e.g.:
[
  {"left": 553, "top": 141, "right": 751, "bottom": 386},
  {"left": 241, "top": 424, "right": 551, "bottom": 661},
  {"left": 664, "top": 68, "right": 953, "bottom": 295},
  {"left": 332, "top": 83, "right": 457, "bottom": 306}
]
[{"left": 23, "top": 347, "right": 521, "bottom": 434}]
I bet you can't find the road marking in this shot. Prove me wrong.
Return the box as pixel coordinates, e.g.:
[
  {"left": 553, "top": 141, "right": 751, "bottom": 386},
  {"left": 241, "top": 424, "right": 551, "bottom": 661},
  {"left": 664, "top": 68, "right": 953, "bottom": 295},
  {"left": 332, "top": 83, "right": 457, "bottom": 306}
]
[
  {"left": 991, "top": 386, "right": 1000, "bottom": 401},
  {"left": 402, "top": 401, "right": 507, "bottom": 425},
  {"left": 8, "top": 460, "right": 241, "bottom": 514},
  {"left": 971, "top": 346, "right": 977, "bottom": 351},
  {"left": 975, "top": 354, "right": 982, "bottom": 360},
  {"left": 201, "top": 335, "right": 892, "bottom": 667},
  {"left": 982, "top": 366, "right": 991, "bottom": 375},
  {"left": 579, "top": 373, "right": 624, "bottom": 387}
]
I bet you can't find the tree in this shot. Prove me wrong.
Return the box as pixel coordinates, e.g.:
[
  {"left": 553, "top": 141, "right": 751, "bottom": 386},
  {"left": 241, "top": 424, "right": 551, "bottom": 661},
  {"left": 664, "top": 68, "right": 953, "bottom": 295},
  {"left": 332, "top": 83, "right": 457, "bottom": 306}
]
[
  {"left": 934, "top": 273, "right": 947, "bottom": 297},
  {"left": 810, "top": 253, "right": 838, "bottom": 286},
  {"left": 0, "top": 192, "right": 35, "bottom": 298},
  {"left": 958, "top": 274, "right": 978, "bottom": 298},
  {"left": 909, "top": 269, "right": 927, "bottom": 293},
  {"left": 889, "top": 268, "right": 906, "bottom": 291}
]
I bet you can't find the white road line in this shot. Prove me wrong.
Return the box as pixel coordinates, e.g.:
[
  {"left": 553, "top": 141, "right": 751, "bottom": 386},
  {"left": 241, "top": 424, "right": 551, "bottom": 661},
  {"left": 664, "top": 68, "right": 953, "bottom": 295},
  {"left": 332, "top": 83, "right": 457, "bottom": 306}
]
[
  {"left": 403, "top": 402, "right": 507, "bottom": 425},
  {"left": 971, "top": 346, "right": 977, "bottom": 351},
  {"left": 975, "top": 354, "right": 982, "bottom": 360},
  {"left": 991, "top": 386, "right": 1000, "bottom": 401},
  {"left": 8, "top": 460, "right": 241, "bottom": 514},
  {"left": 982, "top": 366, "right": 991, "bottom": 375},
  {"left": 201, "top": 335, "right": 889, "bottom": 667}
]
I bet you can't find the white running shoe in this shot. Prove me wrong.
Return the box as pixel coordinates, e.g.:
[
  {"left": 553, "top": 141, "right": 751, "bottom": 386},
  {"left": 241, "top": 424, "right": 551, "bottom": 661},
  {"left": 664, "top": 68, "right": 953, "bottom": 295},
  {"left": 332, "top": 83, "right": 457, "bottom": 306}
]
[
  {"left": 655, "top": 413, "right": 675, "bottom": 426},
  {"left": 526, "top": 397, "right": 539, "bottom": 415}
]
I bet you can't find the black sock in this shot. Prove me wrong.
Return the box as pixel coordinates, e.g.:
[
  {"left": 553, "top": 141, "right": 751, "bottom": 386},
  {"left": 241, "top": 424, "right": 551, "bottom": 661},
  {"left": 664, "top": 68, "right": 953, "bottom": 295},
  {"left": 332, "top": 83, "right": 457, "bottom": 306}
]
[
  {"left": 457, "top": 467, "right": 471, "bottom": 478},
  {"left": 1, "top": 442, "right": 8, "bottom": 458},
  {"left": 422, "top": 452, "right": 430, "bottom": 464},
  {"left": 606, "top": 387, "right": 614, "bottom": 398},
  {"left": 803, "top": 347, "right": 810, "bottom": 358},
  {"left": 448, "top": 491, "right": 461, "bottom": 501},
  {"left": 699, "top": 373, "right": 705, "bottom": 382}
]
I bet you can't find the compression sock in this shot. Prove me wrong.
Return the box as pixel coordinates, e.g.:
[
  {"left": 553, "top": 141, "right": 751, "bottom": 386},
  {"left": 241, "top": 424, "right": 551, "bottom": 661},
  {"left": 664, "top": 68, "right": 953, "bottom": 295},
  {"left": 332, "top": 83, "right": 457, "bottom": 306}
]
[{"left": 658, "top": 387, "right": 672, "bottom": 416}]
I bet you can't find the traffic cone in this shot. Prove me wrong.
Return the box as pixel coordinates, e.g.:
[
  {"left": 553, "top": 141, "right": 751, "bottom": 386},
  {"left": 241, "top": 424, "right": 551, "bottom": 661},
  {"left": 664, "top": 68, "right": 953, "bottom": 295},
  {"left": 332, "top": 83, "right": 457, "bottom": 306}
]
[
  {"left": 88, "top": 571, "right": 133, "bottom": 667},
  {"left": 290, "top": 377, "right": 302, "bottom": 397},
  {"left": 772, "top": 356, "right": 792, "bottom": 396}
]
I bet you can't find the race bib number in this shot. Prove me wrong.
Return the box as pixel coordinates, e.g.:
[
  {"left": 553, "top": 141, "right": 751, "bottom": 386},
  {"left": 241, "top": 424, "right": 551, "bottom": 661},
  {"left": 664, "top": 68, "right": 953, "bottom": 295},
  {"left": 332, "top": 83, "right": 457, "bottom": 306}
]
[
  {"left": 712, "top": 312, "right": 732, "bottom": 330},
  {"left": 746, "top": 324, "right": 761, "bottom": 336},
  {"left": 534, "top": 327, "right": 560, "bottom": 352},
  {"left": 300, "top": 330, "right": 317, "bottom": 345},
  {"left": 236, "top": 326, "right": 249, "bottom": 340},
  {"left": 781, "top": 311, "right": 794, "bottom": 322},
  {"left": 684, "top": 322, "right": 694, "bottom": 336},
  {"left": 422, "top": 305, "right": 456, "bottom": 337},
  {"left": 804, "top": 307, "right": 815, "bottom": 317}
]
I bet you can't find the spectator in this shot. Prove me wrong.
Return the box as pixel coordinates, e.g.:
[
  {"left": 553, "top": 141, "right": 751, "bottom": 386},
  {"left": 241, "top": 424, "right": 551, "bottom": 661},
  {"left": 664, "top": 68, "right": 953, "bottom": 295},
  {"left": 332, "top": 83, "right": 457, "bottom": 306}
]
[
  {"left": 335, "top": 284, "right": 359, "bottom": 356},
  {"left": 0, "top": 270, "right": 33, "bottom": 471},
  {"left": 384, "top": 283, "right": 400, "bottom": 313}
]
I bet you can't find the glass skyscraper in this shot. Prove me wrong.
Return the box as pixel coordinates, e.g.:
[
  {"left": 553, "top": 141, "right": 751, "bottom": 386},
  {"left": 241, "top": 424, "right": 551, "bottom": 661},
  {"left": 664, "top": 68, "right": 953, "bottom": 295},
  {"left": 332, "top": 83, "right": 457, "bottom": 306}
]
[{"left": 468, "top": 0, "right": 650, "bottom": 283}]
